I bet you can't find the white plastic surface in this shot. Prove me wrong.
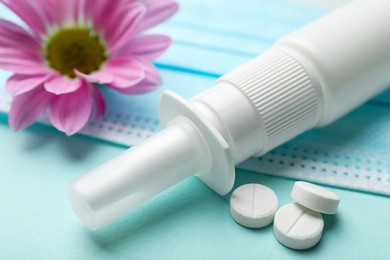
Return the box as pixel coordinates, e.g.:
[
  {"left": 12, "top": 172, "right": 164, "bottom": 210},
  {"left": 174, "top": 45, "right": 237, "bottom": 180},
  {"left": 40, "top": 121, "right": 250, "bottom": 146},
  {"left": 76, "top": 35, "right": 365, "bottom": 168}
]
[
  {"left": 160, "top": 91, "right": 235, "bottom": 195},
  {"left": 68, "top": 116, "right": 211, "bottom": 230},
  {"left": 220, "top": 49, "right": 321, "bottom": 155},
  {"left": 191, "top": 82, "right": 263, "bottom": 164},
  {"left": 68, "top": 0, "right": 390, "bottom": 229},
  {"left": 291, "top": 181, "right": 340, "bottom": 214},
  {"left": 230, "top": 184, "right": 278, "bottom": 228},
  {"left": 273, "top": 203, "right": 324, "bottom": 250},
  {"left": 68, "top": 89, "right": 237, "bottom": 230},
  {"left": 276, "top": 0, "right": 390, "bottom": 125}
]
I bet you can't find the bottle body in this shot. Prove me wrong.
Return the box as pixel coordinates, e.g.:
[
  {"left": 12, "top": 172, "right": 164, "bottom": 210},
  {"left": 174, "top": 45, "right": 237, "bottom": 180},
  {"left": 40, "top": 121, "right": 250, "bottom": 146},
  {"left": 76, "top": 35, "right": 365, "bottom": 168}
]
[
  {"left": 275, "top": 0, "right": 390, "bottom": 125},
  {"left": 201, "top": 0, "right": 390, "bottom": 160},
  {"left": 68, "top": 0, "right": 390, "bottom": 230}
]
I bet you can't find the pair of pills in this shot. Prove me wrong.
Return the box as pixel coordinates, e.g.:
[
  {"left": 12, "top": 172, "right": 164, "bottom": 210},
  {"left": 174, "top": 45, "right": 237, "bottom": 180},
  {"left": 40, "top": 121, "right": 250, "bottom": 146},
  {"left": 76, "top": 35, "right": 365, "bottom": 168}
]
[{"left": 230, "top": 181, "right": 340, "bottom": 250}]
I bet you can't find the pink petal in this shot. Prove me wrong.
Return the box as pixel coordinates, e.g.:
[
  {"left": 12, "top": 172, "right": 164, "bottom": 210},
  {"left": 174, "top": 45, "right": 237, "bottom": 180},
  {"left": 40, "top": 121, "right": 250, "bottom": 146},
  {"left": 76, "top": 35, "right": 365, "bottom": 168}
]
[
  {"left": 137, "top": 0, "right": 178, "bottom": 32},
  {"left": 40, "top": 0, "right": 68, "bottom": 28},
  {"left": 0, "top": 19, "right": 32, "bottom": 36},
  {"left": 104, "top": 57, "right": 145, "bottom": 88},
  {"left": 49, "top": 83, "right": 92, "bottom": 135},
  {"left": 114, "top": 61, "right": 161, "bottom": 94},
  {"left": 27, "top": 0, "right": 82, "bottom": 29},
  {"left": 106, "top": 3, "right": 145, "bottom": 55},
  {"left": 0, "top": 62, "right": 50, "bottom": 75},
  {"left": 0, "top": 48, "right": 47, "bottom": 74},
  {"left": 80, "top": 0, "right": 95, "bottom": 23},
  {"left": 0, "top": 47, "right": 44, "bottom": 63},
  {"left": 74, "top": 0, "right": 90, "bottom": 24},
  {"left": 6, "top": 74, "right": 50, "bottom": 96},
  {"left": 63, "top": 0, "right": 79, "bottom": 25},
  {"left": 122, "top": 34, "right": 172, "bottom": 60},
  {"left": 1, "top": 0, "right": 49, "bottom": 36},
  {"left": 74, "top": 69, "right": 114, "bottom": 84},
  {"left": 0, "top": 19, "right": 41, "bottom": 52},
  {"left": 37, "top": 0, "right": 58, "bottom": 27},
  {"left": 90, "top": 87, "right": 106, "bottom": 120},
  {"left": 91, "top": 0, "right": 121, "bottom": 31},
  {"left": 9, "top": 86, "right": 54, "bottom": 130},
  {"left": 44, "top": 75, "right": 83, "bottom": 95},
  {"left": 54, "top": 0, "right": 83, "bottom": 26}
]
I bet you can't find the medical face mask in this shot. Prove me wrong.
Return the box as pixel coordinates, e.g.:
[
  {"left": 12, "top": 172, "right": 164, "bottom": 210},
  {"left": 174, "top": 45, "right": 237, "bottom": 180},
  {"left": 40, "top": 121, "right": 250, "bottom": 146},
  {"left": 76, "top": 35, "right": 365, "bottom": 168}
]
[{"left": 0, "top": 0, "right": 389, "bottom": 198}]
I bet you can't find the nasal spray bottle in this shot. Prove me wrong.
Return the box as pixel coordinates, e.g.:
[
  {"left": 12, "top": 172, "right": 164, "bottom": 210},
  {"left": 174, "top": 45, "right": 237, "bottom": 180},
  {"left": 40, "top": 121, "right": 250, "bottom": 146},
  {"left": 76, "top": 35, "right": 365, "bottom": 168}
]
[{"left": 68, "top": 0, "right": 390, "bottom": 230}]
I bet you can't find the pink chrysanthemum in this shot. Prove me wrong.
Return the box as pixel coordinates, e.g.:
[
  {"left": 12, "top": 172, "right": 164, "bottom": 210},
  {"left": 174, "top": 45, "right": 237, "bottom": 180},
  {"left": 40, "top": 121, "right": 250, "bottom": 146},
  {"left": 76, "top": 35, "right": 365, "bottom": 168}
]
[{"left": 0, "top": 0, "right": 178, "bottom": 135}]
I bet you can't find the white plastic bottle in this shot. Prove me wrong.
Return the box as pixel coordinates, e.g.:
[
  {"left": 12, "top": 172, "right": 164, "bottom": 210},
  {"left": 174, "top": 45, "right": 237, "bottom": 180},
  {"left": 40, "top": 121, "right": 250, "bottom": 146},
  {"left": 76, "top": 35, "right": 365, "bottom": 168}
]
[{"left": 68, "top": 0, "right": 390, "bottom": 230}]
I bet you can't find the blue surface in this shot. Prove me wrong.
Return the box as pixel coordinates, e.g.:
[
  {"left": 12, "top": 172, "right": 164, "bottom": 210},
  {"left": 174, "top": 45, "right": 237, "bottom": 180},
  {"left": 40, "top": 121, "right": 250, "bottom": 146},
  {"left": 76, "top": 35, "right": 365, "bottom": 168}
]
[
  {"left": 1, "top": 114, "right": 390, "bottom": 259},
  {"left": 1, "top": 0, "right": 390, "bottom": 258}
]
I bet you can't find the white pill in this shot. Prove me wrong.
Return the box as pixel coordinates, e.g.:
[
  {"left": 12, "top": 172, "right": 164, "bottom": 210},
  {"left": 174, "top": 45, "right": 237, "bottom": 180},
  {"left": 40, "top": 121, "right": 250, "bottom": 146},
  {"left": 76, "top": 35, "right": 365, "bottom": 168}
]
[
  {"left": 291, "top": 181, "right": 340, "bottom": 214},
  {"left": 273, "top": 203, "right": 324, "bottom": 250},
  {"left": 230, "top": 184, "right": 278, "bottom": 228}
]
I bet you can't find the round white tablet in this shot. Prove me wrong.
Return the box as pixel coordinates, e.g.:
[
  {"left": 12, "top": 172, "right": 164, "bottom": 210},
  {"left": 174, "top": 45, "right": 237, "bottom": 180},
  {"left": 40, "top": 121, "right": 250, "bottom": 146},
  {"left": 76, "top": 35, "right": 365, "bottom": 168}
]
[
  {"left": 230, "top": 184, "right": 278, "bottom": 228},
  {"left": 273, "top": 203, "right": 324, "bottom": 250},
  {"left": 291, "top": 181, "right": 340, "bottom": 214}
]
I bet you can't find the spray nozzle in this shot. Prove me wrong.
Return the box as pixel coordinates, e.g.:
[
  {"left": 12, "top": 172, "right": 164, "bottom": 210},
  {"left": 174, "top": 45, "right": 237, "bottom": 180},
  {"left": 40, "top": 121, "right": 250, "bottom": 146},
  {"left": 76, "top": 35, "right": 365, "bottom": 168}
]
[
  {"left": 68, "top": 50, "right": 321, "bottom": 230},
  {"left": 67, "top": 91, "right": 235, "bottom": 230}
]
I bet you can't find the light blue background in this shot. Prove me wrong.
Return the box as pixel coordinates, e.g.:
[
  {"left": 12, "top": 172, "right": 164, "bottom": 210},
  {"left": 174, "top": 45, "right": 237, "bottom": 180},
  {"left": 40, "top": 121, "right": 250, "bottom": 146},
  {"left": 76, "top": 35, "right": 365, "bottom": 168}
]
[
  {"left": 1, "top": 113, "right": 390, "bottom": 259},
  {"left": 1, "top": 0, "right": 390, "bottom": 258}
]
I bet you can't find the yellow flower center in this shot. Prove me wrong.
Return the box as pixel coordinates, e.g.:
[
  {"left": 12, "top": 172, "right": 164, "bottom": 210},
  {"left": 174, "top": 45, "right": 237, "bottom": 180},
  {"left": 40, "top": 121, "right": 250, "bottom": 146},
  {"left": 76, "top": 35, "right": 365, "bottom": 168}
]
[{"left": 45, "top": 28, "right": 107, "bottom": 78}]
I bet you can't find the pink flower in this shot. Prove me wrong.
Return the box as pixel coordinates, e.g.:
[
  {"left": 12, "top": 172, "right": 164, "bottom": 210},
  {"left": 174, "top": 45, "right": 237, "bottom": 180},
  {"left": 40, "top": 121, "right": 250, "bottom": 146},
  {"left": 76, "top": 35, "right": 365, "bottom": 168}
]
[{"left": 0, "top": 0, "right": 178, "bottom": 135}]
